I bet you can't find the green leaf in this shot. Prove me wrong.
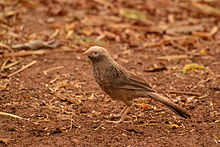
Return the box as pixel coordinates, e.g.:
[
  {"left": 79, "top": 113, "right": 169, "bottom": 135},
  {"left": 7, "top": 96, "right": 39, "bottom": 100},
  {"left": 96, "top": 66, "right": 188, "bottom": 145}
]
[
  {"left": 182, "top": 63, "right": 205, "bottom": 74},
  {"left": 120, "top": 9, "right": 147, "bottom": 20}
]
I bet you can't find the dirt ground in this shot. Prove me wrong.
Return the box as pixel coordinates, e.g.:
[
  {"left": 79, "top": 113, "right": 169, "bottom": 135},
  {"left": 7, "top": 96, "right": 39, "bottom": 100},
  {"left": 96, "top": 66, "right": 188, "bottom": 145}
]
[{"left": 0, "top": 0, "right": 220, "bottom": 146}]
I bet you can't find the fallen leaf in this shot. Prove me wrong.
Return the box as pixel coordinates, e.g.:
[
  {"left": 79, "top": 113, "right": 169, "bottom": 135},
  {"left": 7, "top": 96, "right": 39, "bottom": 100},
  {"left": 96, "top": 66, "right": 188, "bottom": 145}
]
[
  {"left": 166, "top": 25, "right": 205, "bottom": 35},
  {"left": 43, "top": 66, "right": 64, "bottom": 75},
  {"left": 0, "top": 84, "right": 7, "bottom": 90},
  {"left": 192, "top": 26, "right": 219, "bottom": 38},
  {"left": 199, "top": 49, "right": 207, "bottom": 55},
  {"left": 167, "top": 90, "right": 200, "bottom": 96},
  {"left": 182, "top": 63, "right": 205, "bottom": 74},
  {"left": 136, "top": 104, "right": 154, "bottom": 110},
  {"left": 144, "top": 66, "right": 167, "bottom": 72},
  {"left": 0, "top": 112, "right": 27, "bottom": 120},
  {"left": 73, "top": 36, "right": 105, "bottom": 45},
  {"left": 0, "top": 42, "right": 11, "bottom": 50},
  {"left": 0, "top": 137, "right": 12, "bottom": 144},
  {"left": 70, "top": 81, "right": 82, "bottom": 89},
  {"left": 210, "top": 26, "right": 219, "bottom": 36},
  {"left": 8, "top": 60, "right": 37, "bottom": 77},
  {"left": 192, "top": 32, "right": 211, "bottom": 38},
  {"left": 158, "top": 55, "right": 188, "bottom": 60},
  {"left": 166, "top": 124, "right": 180, "bottom": 129},
  {"left": 192, "top": 2, "right": 220, "bottom": 17},
  {"left": 12, "top": 40, "right": 60, "bottom": 50},
  {"left": 56, "top": 114, "right": 71, "bottom": 120},
  {"left": 51, "top": 29, "right": 60, "bottom": 38},
  {"left": 48, "top": 24, "right": 63, "bottom": 29},
  {"left": 214, "top": 139, "right": 220, "bottom": 144},
  {"left": 20, "top": 0, "right": 44, "bottom": 9},
  {"left": 120, "top": 9, "right": 147, "bottom": 20},
  {"left": 2, "top": 50, "right": 46, "bottom": 58},
  {"left": 65, "top": 23, "right": 76, "bottom": 31},
  {"left": 4, "top": 10, "right": 19, "bottom": 18}
]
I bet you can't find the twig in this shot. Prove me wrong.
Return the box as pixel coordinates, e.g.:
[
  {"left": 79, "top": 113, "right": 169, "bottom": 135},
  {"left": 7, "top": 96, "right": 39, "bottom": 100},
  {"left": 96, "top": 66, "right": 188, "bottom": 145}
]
[
  {"left": 210, "top": 26, "right": 219, "bottom": 36},
  {"left": 1, "top": 60, "right": 22, "bottom": 71},
  {"left": 93, "top": 0, "right": 116, "bottom": 11},
  {"left": 69, "top": 110, "right": 80, "bottom": 129},
  {"left": 170, "top": 40, "right": 188, "bottom": 52},
  {"left": 70, "top": 111, "right": 74, "bottom": 130},
  {"left": 0, "top": 112, "right": 28, "bottom": 120},
  {"left": 157, "top": 55, "right": 189, "bottom": 60},
  {"left": 0, "top": 42, "right": 13, "bottom": 51},
  {"left": 192, "top": 26, "right": 219, "bottom": 38},
  {"left": 144, "top": 36, "right": 196, "bottom": 49},
  {"left": 136, "top": 123, "right": 160, "bottom": 127},
  {"left": 167, "top": 90, "right": 200, "bottom": 96},
  {"left": 93, "top": 123, "right": 105, "bottom": 131},
  {"left": 2, "top": 50, "right": 46, "bottom": 58},
  {"left": 198, "top": 92, "right": 209, "bottom": 99},
  {"left": 190, "top": 77, "right": 213, "bottom": 91},
  {"left": 144, "top": 40, "right": 167, "bottom": 48},
  {"left": 1, "top": 58, "right": 10, "bottom": 71},
  {"left": 192, "top": 2, "right": 220, "bottom": 17},
  {"left": 43, "top": 66, "right": 64, "bottom": 75},
  {"left": 8, "top": 60, "right": 37, "bottom": 77},
  {"left": 1, "top": 49, "right": 76, "bottom": 58}
]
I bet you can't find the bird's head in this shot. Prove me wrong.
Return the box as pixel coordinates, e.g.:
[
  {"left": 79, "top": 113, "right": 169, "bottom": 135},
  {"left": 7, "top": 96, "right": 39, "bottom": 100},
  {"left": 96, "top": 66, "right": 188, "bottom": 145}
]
[{"left": 83, "top": 46, "right": 110, "bottom": 62}]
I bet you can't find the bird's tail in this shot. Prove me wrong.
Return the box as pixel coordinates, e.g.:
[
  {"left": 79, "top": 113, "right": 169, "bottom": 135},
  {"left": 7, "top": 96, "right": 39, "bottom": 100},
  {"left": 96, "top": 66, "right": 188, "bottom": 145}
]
[{"left": 146, "top": 92, "right": 191, "bottom": 118}]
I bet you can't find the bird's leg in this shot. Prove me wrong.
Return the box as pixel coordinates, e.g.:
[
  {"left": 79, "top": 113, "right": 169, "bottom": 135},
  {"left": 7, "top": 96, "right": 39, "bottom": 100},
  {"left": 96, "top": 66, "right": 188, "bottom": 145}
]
[
  {"left": 110, "top": 106, "right": 131, "bottom": 124},
  {"left": 112, "top": 106, "right": 128, "bottom": 118}
]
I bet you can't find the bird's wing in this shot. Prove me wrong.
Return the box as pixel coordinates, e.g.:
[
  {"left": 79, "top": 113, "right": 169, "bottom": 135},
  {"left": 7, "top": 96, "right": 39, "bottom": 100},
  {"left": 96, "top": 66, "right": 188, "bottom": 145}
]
[
  {"left": 106, "top": 65, "right": 154, "bottom": 92},
  {"left": 119, "top": 72, "right": 155, "bottom": 92}
]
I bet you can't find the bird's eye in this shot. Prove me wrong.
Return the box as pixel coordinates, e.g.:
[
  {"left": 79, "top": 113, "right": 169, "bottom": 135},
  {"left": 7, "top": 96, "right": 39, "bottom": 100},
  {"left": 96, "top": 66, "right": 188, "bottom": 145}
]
[{"left": 94, "top": 51, "right": 97, "bottom": 55}]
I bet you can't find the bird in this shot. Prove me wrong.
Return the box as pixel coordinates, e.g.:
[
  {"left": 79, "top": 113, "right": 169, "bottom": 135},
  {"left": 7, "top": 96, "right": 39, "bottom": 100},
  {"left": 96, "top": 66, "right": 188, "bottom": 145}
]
[{"left": 83, "top": 46, "right": 191, "bottom": 123}]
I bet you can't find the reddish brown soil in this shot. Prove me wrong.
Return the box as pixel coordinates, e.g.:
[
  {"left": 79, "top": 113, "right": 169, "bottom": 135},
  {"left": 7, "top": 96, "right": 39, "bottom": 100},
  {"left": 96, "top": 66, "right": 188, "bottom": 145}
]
[{"left": 0, "top": 0, "right": 220, "bottom": 146}]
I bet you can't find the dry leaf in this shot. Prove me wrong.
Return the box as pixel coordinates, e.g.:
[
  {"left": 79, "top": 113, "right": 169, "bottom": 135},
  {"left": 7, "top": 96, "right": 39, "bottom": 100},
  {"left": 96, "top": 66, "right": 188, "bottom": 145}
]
[
  {"left": 182, "top": 63, "right": 205, "bottom": 74},
  {"left": 70, "top": 81, "right": 81, "bottom": 89},
  {"left": 158, "top": 55, "right": 188, "bottom": 60},
  {"left": 0, "top": 42, "right": 11, "bottom": 50},
  {"left": 120, "top": 9, "right": 147, "bottom": 20},
  {"left": 0, "top": 84, "right": 7, "bottom": 90},
  {"left": 8, "top": 60, "right": 37, "bottom": 77},
  {"left": 192, "top": 2, "right": 220, "bottom": 17},
  {"left": 12, "top": 40, "right": 60, "bottom": 50},
  {"left": 192, "top": 32, "right": 211, "bottom": 38},
  {"left": 0, "top": 112, "right": 27, "bottom": 120},
  {"left": 192, "top": 26, "right": 219, "bottom": 38},
  {"left": 65, "top": 23, "right": 76, "bottom": 31},
  {"left": 4, "top": 10, "right": 19, "bottom": 17},
  {"left": 144, "top": 66, "right": 167, "bottom": 72},
  {"left": 136, "top": 104, "right": 153, "bottom": 110},
  {"left": 0, "top": 137, "right": 12, "bottom": 144},
  {"left": 43, "top": 66, "right": 64, "bottom": 75},
  {"left": 199, "top": 49, "right": 207, "bottom": 55},
  {"left": 166, "top": 25, "right": 205, "bottom": 35},
  {"left": 166, "top": 124, "right": 180, "bottom": 129},
  {"left": 2, "top": 50, "right": 46, "bottom": 58},
  {"left": 56, "top": 114, "right": 71, "bottom": 120}
]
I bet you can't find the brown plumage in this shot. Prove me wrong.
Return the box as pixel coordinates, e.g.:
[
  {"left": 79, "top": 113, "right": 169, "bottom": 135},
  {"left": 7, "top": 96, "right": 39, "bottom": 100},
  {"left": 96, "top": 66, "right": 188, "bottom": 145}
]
[{"left": 84, "top": 46, "right": 191, "bottom": 123}]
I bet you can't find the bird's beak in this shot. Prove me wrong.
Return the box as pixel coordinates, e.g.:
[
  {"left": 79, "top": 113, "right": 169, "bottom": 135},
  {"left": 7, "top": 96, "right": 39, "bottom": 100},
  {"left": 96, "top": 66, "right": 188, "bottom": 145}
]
[{"left": 82, "top": 50, "right": 89, "bottom": 55}]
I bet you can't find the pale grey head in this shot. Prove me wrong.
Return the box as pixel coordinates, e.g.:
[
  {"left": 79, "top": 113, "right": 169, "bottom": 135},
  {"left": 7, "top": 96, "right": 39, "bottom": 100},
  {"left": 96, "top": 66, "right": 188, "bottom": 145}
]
[{"left": 83, "top": 46, "right": 112, "bottom": 62}]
